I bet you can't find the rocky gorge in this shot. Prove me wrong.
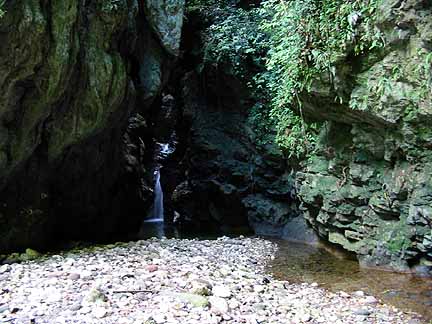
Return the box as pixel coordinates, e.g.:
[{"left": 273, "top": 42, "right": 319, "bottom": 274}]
[
  {"left": 0, "top": 0, "right": 185, "bottom": 251},
  {"left": 0, "top": 0, "right": 432, "bottom": 324},
  {"left": 0, "top": 0, "right": 431, "bottom": 321},
  {"left": 0, "top": 0, "right": 314, "bottom": 254}
]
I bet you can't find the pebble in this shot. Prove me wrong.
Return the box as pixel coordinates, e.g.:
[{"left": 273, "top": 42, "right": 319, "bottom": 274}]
[
  {"left": 69, "top": 303, "right": 82, "bottom": 311},
  {"left": 228, "top": 299, "right": 240, "bottom": 309},
  {"left": 92, "top": 307, "right": 107, "bottom": 318},
  {"left": 212, "top": 285, "right": 232, "bottom": 298},
  {"left": 174, "top": 293, "right": 209, "bottom": 307},
  {"left": 339, "top": 291, "right": 350, "bottom": 298},
  {"left": 190, "top": 279, "right": 212, "bottom": 296},
  {"left": 253, "top": 285, "right": 265, "bottom": 293},
  {"left": 353, "top": 308, "right": 372, "bottom": 316},
  {"left": 0, "top": 237, "right": 423, "bottom": 324},
  {"left": 79, "top": 270, "right": 92, "bottom": 279},
  {"left": 363, "top": 296, "right": 378, "bottom": 304},
  {"left": 0, "top": 264, "right": 10, "bottom": 274},
  {"left": 146, "top": 264, "right": 158, "bottom": 272},
  {"left": 68, "top": 273, "right": 80, "bottom": 280},
  {"left": 299, "top": 313, "right": 312, "bottom": 322},
  {"left": 209, "top": 296, "right": 230, "bottom": 314}
]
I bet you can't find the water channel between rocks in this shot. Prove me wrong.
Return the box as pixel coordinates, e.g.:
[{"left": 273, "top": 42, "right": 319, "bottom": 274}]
[{"left": 139, "top": 222, "right": 432, "bottom": 321}]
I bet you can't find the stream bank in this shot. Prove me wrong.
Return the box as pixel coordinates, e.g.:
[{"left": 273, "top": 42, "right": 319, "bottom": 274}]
[
  {"left": 270, "top": 240, "right": 432, "bottom": 322},
  {"left": 0, "top": 237, "right": 424, "bottom": 324}
]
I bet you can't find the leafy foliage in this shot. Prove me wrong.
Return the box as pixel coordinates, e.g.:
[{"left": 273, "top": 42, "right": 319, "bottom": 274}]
[
  {"left": 0, "top": 0, "right": 5, "bottom": 18},
  {"left": 101, "top": 0, "right": 123, "bottom": 13},
  {"left": 202, "top": 7, "right": 266, "bottom": 78},
  {"left": 186, "top": 0, "right": 266, "bottom": 79},
  {"left": 258, "top": 0, "right": 382, "bottom": 156},
  {"left": 190, "top": 0, "right": 383, "bottom": 158}
]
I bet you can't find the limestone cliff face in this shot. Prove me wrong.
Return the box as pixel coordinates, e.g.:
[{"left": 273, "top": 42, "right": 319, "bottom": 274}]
[
  {"left": 298, "top": 0, "right": 432, "bottom": 272},
  {"left": 0, "top": 0, "right": 184, "bottom": 251}
]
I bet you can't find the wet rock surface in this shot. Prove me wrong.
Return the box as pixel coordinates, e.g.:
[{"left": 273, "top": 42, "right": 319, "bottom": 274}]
[{"left": 0, "top": 237, "right": 423, "bottom": 324}]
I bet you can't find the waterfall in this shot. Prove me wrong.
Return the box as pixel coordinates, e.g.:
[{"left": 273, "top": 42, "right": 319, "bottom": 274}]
[
  {"left": 144, "top": 169, "right": 164, "bottom": 223},
  {"left": 153, "top": 169, "right": 164, "bottom": 221},
  {"left": 143, "top": 128, "right": 177, "bottom": 224}
]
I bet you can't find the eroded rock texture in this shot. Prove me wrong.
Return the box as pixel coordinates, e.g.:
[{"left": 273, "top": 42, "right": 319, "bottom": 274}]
[
  {"left": 298, "top": 0, "right": 432, "bottom": 271},
  {"left": 0, "top": 0, "right": 185, "bottom": 251},
  {"left": 170, "top": 67, "right": 310, "bottom": 240}
]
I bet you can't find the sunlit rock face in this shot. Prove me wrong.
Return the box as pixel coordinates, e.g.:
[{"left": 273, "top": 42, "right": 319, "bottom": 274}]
[
  {"left": 297, "top": 0, "right": 432, "bottom": 272},
  {"left": 0, "top": 0, "right": 185, "bottom": 251}
]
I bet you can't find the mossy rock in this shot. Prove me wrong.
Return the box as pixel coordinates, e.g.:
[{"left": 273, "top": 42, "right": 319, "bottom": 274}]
[
  {"left": 20, "top": 248, "right": 41, "bottom": 261},
  {"left": 173, "top": 293, "right": 210, "bottom": 308},
  {"left": 3, "top": 253, "right": 21, "bottom": 264}
]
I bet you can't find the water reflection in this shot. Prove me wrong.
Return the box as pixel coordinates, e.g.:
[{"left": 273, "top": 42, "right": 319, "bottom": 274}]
[{"left": 269, "top": 240, "right": 432, "bottom": 321}]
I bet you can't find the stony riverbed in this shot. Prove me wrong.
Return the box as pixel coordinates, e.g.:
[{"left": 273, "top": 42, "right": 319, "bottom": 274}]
[{"left": 0, "top": 237, "right": 425, "bottom": 324}]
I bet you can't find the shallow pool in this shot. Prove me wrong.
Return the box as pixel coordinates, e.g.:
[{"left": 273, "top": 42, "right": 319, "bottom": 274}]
[{"left": 269, "top": 240, "right": 432, "bottom": 321}]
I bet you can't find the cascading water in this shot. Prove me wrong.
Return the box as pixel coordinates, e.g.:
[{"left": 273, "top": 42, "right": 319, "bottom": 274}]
[
  {"left": 147, "top": 169, "right": 164, "bottom": 222},
  {"left": 140, "top": 167, "right": 165, "bottom": 237},
  {"left": 140, "top": 94, "right": 178, "bottom": 236},
  {"left": 142, "top": 133, "right": 177, "bottom": 225}
]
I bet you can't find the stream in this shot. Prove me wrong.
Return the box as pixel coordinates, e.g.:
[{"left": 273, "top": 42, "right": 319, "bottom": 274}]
[
  {"left": 270, "top": 240, "right": 432, "bottom": 321},
  {"left": 138, "top": 128, "right": 432, "bottom": 321},
  {"left": 138, "top": 222, "right": 432, "bottom": 321}
]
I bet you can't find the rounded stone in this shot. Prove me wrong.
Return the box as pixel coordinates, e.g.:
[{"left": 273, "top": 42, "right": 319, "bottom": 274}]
[
  {"left": 209, "top": 296, "right": 229, "bottom": 314},
  {"left": 212, "top": 285, "right": 232, "bottom": 298}
]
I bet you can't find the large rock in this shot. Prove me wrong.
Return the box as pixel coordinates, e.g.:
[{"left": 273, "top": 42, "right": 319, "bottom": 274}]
[
  {"left": 0, "top": 0, "right": 185, "bottom": 251},
  {"left": 297, "top": 0, "right": 432, "bottom": 271},
  {"left": 143, "top": 0, "right": 185, "bottom": 56},
  {"left": 170, "top": 64, "right": 302, "bottom": 236}
]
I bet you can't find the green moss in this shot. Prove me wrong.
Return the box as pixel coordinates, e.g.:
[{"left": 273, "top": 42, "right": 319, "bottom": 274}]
[
  {"left": 2, "top": 248, "right": 42, "bottom": 263},
  {"left": 328, "top": 231, "right": 365, "bottom": 252},
  {"left": 174, "top": 293, "right": 210, "bottom": 308},
  {"left": 386, "top": 236, "right": 411, "bottom": 254},
  {"left": 4, "top": 253, "right": 21, "bottom": 264},
  {"left": 257, "top": 0, "right": 383, "bottom": 154},
  {"left": 21, "top": 248, "right": 41, "bottom": 261},
  {"left": 101, "top": 0, "right": 123, "bottom": 13},
  {"left": 375, "top": 218, "right": 413, "bottom": 254}
]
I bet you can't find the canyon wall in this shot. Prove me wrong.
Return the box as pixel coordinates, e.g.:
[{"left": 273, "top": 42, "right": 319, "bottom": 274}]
[
  {"left": 0, "top": 0, "right": 184, "bottom": 251},
  {"left": 298, "top": 0, "right": 432, "bottom": 272}
]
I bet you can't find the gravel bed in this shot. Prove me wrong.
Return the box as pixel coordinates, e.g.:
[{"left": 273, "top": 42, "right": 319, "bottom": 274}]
[{"left": 0, "top": 237, "right": 424, "bottom": 324}]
